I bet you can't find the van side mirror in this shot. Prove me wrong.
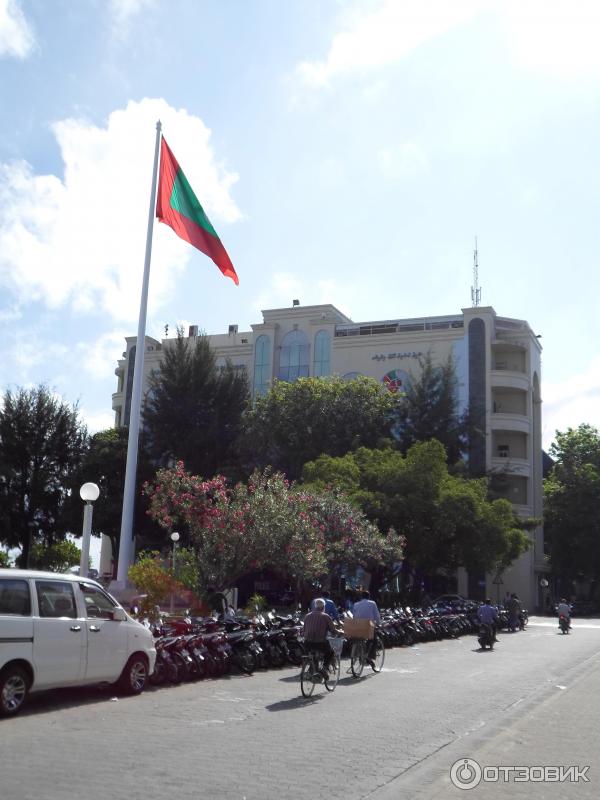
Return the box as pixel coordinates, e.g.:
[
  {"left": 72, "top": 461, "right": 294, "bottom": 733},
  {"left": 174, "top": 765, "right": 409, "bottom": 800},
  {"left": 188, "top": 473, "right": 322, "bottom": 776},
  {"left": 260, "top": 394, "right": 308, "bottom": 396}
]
[{"left": 112, "top": 607, "right": 127, "bottom": 621}]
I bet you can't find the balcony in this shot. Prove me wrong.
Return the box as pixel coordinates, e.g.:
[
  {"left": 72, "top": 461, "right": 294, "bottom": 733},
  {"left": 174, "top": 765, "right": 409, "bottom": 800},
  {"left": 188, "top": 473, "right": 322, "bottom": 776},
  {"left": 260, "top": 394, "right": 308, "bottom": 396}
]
[
  {"left": 491, "top": 370, "right": 529, "bottom": 392},
  {"left": 490, "top": 456, "right": 531, "bottom": 477}
]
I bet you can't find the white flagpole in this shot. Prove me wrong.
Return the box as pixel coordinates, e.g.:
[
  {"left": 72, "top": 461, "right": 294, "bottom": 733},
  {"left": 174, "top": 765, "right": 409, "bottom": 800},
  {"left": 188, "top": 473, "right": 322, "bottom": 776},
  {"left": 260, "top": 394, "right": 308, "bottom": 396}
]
[{"left": 115, "top": 119, "right": 162, "bottom": 586}]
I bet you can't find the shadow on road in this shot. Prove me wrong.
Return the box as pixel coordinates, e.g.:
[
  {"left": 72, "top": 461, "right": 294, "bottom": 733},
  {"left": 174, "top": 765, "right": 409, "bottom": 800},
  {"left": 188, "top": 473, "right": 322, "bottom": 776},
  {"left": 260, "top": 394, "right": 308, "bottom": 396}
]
[
  {"left": 265, "top": 695, "right": 323, "bottom": 712},
  {"left": 13, "top": 685, "right": 118, "bottom": 718},
  {"left": 278, "top": 674, "right": 301, "bottom": 683}
]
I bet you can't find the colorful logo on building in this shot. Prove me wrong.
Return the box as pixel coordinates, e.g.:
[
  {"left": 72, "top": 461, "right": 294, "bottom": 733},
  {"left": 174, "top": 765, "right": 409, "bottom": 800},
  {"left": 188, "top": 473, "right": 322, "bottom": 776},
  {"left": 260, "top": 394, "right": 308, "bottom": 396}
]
[{"left": 382, "top": 369, "right": 410, "bottom": 395}]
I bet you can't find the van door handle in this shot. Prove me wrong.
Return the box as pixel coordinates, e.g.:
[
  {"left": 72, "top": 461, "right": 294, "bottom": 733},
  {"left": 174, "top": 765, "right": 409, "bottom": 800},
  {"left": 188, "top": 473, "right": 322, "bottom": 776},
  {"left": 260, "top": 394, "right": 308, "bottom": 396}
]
[
  {"left": 70, "top": 625, "right": 81, "bottom": 632},
  {"left": 89, "top": 625, "right": 101, "bottom": 632}
]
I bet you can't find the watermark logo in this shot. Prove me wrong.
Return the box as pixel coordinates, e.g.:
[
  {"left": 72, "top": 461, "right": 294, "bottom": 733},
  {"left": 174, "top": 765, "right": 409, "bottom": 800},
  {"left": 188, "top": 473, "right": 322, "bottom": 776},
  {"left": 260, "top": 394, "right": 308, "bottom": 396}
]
[
  {"left": 450, "top": 759, "right": 482, "bottom": 789},
  {"left": 450, "top": 759, "right": 590, "bottom": 790}
]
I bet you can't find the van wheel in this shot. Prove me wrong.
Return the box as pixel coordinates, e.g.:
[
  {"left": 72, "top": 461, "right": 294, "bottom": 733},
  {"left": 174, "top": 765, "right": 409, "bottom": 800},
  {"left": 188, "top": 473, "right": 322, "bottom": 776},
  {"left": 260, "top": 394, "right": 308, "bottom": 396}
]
[
  {"left": 0, "top": 665, "right": 29, "bottom": 716},
  {"left": 118, "top": 654, "right": 149, "bottom": 695}
]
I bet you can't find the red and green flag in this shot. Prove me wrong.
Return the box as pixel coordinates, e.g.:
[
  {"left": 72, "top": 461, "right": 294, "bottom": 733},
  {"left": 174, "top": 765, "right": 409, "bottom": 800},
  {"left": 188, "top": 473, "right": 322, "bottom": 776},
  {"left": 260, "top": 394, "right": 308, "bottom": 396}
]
[{"left": 156, "top": 137, "right": 239, "bottom": 285}]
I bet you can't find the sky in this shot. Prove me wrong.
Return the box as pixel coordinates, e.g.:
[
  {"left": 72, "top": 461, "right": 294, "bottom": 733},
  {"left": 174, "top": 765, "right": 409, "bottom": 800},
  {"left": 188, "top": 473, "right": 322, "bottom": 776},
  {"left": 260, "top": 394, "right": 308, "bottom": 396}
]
[{"left": 1, "top": 0, "right": 600, "bottom": 457}]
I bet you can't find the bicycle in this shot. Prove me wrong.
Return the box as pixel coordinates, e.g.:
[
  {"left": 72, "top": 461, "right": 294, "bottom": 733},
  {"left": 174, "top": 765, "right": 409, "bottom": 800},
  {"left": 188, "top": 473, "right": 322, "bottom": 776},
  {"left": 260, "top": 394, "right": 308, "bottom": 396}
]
[
  {"left": 349, "top": 633, "right": 385, "bottom": 678},
  {"left": 300, "top": 637, "right": 343, "bottom": 697}
]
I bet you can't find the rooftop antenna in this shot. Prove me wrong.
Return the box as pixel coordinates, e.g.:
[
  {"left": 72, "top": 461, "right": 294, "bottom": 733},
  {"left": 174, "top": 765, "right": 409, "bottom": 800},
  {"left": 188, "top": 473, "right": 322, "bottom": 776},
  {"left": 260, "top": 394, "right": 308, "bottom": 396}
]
[{"left": 471, "top": 237, "right": 482, "bottom": 307}]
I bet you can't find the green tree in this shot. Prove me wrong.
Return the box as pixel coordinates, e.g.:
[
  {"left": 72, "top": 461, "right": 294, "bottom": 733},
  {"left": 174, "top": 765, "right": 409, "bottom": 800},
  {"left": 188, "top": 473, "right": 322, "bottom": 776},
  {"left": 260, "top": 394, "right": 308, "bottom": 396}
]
[
  {"left": 0, "top": 386, "right": 88, "bottom": 567},
  {"left": 303, "top": 439, "right": 529, "bottom": 579},
  {"left": 143, "top": 329, "right": 249, "bottom": 479},
  {"left": 241, "top": 376, "right": 398, "bottom": 479},
  {"left": 394, "top": 353, "right": 465, "bottom": 463},
  {"left": 0, "top": 550, "right": 11, "bottom": 568},
  {"left": 28, "top": 539, "right": 81, "bottom": 572},
  {"left": 544, "top": 424, "right": 600, "bottom": 586}
]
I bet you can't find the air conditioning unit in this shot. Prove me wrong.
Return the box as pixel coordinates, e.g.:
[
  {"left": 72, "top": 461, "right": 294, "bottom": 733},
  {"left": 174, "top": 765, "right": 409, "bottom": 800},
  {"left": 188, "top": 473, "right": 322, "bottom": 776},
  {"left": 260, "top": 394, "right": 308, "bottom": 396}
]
[
  {"left": 228, "top": 324, "right": 238, "bottom": 334},
  {"left": 189, "top": 325, "right": 198, "bottom": 337}
]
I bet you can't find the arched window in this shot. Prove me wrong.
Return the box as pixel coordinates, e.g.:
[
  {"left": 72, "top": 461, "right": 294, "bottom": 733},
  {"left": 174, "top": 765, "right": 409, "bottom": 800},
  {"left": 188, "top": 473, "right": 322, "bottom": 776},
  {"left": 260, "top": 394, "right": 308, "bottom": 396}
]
[
  {"left": 279, "top": 330, "right": 309, "bottom": 382},
  {"left": 313, "top": 330, "right": 331, "bottom": 377},
  {"left": 253, "top": 335, "right": 271, "bottom": 396}
]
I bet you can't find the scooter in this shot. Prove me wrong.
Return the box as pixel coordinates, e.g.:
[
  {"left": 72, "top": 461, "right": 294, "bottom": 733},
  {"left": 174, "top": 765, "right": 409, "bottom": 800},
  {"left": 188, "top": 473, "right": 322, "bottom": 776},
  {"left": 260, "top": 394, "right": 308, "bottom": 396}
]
[
  {"left": 559, "top": 614, "right": 570, "bottom": 634},
  {"left": 477, "top": 623, "right": 494, "bottom": 650}
]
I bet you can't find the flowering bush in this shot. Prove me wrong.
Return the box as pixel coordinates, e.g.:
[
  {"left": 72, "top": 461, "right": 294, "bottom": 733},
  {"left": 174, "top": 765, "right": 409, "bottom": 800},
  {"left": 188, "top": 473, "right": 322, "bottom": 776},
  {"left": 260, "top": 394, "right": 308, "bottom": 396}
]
[
  {"left": 128, "top": 551, "right": 180, "bottom": 616},
  {"left": 143, "top": 463, "right": 403, "bottom": 593}
]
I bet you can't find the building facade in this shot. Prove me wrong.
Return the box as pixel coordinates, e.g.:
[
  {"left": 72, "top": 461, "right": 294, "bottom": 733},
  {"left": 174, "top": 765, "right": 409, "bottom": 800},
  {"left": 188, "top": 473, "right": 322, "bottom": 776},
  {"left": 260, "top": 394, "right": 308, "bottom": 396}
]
[{"left": 112, "top": 303, "right": 545, "bottom": 609}]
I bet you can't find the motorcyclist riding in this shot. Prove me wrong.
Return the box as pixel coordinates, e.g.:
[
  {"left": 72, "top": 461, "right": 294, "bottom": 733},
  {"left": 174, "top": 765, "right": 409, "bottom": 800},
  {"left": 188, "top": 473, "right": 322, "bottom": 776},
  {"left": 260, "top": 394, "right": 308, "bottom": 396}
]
[
  {"left": 477, "top": 598, "right": 499, "bottom": 642},
  {"left": 557, "top": 598, "right": 571, "bottom": 630}
]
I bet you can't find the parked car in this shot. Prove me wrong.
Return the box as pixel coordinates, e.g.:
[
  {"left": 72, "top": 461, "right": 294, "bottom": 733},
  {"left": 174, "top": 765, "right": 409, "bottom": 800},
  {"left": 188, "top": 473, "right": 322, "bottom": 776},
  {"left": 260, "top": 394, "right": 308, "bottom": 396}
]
[
  {"left": 0, "top": 569, "right": 156, "bottom": 716},
  {"left": 431, "top": 594, "right": 469, "bottom": 608}
]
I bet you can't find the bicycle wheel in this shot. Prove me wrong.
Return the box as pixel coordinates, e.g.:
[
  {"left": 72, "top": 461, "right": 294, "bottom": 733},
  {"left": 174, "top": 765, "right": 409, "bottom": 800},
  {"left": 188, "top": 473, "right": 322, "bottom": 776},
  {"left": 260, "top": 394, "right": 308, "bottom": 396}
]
[
  {"left": 300, "top": 659, "right": 316, "bottom": 698},
  {"left": 371, "top": 635, "right": 385, "bottom": 673},
  {"left": 350, "top": 641, "right": 365, "bottom": 678},
  {"left": 325, "top": 655, "right": 340, "bottom": 692}
]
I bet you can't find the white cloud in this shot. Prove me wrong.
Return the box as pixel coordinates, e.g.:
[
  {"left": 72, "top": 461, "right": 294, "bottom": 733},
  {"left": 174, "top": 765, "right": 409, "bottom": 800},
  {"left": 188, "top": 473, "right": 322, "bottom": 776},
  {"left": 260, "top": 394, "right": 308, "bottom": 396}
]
[
  {"left": 295, "top": 0, "right": 600, "bottom": 89},
  {"left": 75, "top": 330, "right": 130, "bottom": 380},
  {"left": 0, "top": 0, "right": 34, "bottom": 59},
  {"left": 0, "top": 98, "right": 241, "bottom": 322},
  {"left": 296, "top": 0, "right": 482, "bottom": 87},
  {"left": 502, "top": 0, "right": 600, "bottom": 77},
  {"left": 252, "top": 272, "right": 304, "bottom": 313},
  {"left": 80, "top": 409, "right": 116, "bottom": 435},
  {"left": 108, "top": 0, "right": 156, "bottom": 38},
  {"left": 542, "top": 356, "right": 600, "bottom": 449},
  {"left": 378, "top": 141, "right": 430, "bottom": 178}
]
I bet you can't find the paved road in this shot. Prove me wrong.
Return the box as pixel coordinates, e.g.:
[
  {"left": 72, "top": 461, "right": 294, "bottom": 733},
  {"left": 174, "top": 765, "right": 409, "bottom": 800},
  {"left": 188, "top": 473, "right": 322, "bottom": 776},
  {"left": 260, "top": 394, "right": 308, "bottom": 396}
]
[{"left": 2, "top": 617, "right": 600, "bottom": 800}]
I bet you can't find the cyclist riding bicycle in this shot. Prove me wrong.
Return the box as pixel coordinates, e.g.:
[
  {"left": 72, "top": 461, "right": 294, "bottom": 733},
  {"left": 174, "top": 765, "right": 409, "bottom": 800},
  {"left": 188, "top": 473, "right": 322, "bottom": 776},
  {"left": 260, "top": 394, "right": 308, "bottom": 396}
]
[
  {"left": 303, "top": 598, "right": 337, "bottom": 677},
  {"left": 351, "top": 590, "right": 380, "bottom": 667}
]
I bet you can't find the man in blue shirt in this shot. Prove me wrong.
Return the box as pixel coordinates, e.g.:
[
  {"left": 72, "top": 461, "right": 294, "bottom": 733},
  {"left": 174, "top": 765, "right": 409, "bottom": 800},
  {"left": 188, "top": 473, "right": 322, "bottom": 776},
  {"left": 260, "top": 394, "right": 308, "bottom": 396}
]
[
  {"left": 478, "top": 598, "right": 499, "bottom": 641},
  {"left": 311, "top": 590, "right": 339, "bottom": 621}
]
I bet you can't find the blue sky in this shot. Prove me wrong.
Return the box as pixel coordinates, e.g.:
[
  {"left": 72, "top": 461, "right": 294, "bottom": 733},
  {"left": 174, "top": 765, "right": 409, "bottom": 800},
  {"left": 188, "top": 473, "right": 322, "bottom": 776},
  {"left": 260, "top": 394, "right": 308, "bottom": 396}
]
[{"left": 1, "top": 0, "right": 599, "bottom": 452}]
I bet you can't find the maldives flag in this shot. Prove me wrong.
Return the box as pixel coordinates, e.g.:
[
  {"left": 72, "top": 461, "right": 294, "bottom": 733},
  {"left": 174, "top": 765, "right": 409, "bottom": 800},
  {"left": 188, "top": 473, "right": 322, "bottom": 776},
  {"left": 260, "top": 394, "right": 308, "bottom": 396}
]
[{"left": 156, "top": 137, "right": 239, "bottom": 285}]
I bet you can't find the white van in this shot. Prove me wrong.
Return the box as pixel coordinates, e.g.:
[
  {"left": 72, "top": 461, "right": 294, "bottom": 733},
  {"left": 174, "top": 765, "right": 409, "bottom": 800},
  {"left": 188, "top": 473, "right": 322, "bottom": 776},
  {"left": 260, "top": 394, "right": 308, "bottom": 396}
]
[{"left": 0, "top": 569, "right": 156, "bottom": 716}]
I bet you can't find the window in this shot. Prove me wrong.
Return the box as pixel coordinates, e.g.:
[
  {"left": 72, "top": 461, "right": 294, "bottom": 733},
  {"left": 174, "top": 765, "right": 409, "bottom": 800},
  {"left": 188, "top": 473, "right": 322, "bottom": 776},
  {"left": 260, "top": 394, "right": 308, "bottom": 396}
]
[
  {"left": 313, "top": 330, "right": 331, "bottom": 376},
  {"left": 80, "top": 583, "right": 117, "bottom": 619},
  {"left": 498, "top": 445, "right": 509, "bottom": 458},
  {"left": 253, "top": 335, "right": 271, "bottom": 396},
  {"left": 35, "top": 581, "right": 77, "bottom": 619},
  {"left": 0, "top": 579, "right": 31, "bottom": 616},
  {"left": 279, "top": 330, "right": 309, "bottom": 381}
]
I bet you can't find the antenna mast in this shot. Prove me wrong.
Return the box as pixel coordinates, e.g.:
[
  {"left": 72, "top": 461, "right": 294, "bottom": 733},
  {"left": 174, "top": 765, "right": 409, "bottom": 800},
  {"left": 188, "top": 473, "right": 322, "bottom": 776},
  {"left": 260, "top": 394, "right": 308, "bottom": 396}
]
[{"left": 471, "top": 237, "right": 481, "bottom": 307}]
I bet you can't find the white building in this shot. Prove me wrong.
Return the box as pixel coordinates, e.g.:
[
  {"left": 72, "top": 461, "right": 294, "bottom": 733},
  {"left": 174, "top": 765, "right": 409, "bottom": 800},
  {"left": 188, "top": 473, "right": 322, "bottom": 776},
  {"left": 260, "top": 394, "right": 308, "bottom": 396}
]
[{"left": 112, "top": 302, "right": 545, "bottom": 609}]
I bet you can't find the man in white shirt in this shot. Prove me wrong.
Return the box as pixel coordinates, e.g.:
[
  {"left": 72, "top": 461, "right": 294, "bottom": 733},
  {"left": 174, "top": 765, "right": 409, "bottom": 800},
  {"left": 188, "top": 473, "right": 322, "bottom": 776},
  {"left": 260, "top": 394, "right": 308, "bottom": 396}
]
[
  {"left": 351, "top": 590, "right": 380, "bottom": 666},
  {"left": 352, "top": 590, "right": 381, "bottom": 623}
]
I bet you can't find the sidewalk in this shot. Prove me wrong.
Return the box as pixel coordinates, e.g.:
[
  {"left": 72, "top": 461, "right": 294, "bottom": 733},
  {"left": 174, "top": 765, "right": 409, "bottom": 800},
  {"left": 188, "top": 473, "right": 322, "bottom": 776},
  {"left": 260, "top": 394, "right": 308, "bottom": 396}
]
[{"left": 373, "top": 646, "right": 600, "bottom": 799}]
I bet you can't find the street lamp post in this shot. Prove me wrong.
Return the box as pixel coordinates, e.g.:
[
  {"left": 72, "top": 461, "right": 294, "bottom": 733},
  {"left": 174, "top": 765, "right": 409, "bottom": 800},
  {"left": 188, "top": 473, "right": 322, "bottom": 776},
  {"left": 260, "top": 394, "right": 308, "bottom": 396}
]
[
  {"left": 79, "top": 483, "right": 100, "bottom": 579},
  {"left": 169, "top": 532, "right": 180, "bottom": 614}
]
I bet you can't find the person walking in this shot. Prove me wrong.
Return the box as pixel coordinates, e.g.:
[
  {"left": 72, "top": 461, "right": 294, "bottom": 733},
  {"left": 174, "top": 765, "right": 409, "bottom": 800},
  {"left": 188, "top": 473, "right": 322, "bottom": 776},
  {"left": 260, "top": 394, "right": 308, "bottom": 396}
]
[{"left": 507, "top": 593, "right": 521, "bottom": 632}]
